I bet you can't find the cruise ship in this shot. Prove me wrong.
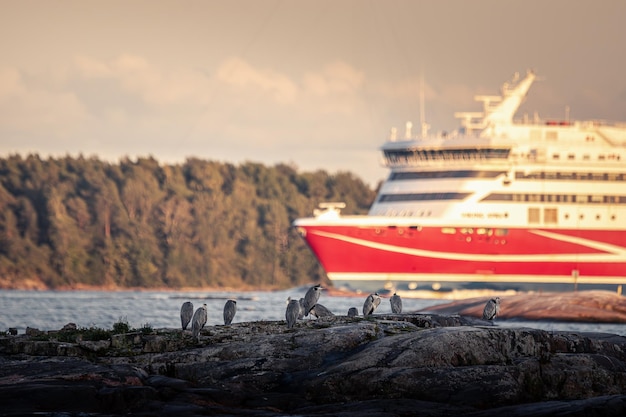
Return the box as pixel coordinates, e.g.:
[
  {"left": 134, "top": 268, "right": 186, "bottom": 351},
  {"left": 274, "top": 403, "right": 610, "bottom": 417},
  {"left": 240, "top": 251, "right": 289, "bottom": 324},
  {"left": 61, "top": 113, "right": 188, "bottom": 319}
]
[{"left": 293, "top": 70, "right": 626, "bottom": 294}]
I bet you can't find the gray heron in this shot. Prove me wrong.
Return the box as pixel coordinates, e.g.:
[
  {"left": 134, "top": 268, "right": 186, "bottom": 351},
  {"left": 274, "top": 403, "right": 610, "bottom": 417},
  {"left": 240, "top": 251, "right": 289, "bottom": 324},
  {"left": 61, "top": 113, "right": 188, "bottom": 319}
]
[
  {"left": 347, "top": 307, "right": 358, "bottom": 317},
  {"left": 482, "top": 297, "right": 501, "bottom": 320},
  {"left": 363, "top": 292, "right": 381, "bottom": 316},
  {"left": 390, "top": 293, "right": 402, "bottom": 314},
  {"left": 309, "top": 303, "right": 334, "bottom": 318},
  {"left": 302, "top": 284, "right": 323, "bottom": 317},
  {"left": 223, "top": 299, "right": 237, "bottom": 325},
  {"left": 191, "top": 303, "right": 208, "bottom": 339},
  {"left": 180, "top": 301, "right": 193, "bottom": 330},
  {"left": 286, "top": 298, "right": 301, "bottom": 328},
  {"left": 297, "top": 298, "right": 305, "bottom": 320}
]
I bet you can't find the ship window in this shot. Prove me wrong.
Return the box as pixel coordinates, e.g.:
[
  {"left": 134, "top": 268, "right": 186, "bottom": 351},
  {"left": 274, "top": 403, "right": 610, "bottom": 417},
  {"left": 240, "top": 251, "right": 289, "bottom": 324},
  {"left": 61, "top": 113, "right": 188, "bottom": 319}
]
[
  {"left": 528, "top": 208, "right": 540, "bottom": 223},
  {"left": 599, "top": 155, "right": 606, "bottom": 161},
  {"left": 552, "top": 153, "right": 560, "bottom": 160},
  {"left": 390, "top": 170, "right": 506, "bottom": 180},
  {"left": 544, "top": 208, "right": 558, "bottom": 223},
  {"left": 481, "top": 193, "right": 512, "bottom": 201},
  {"left": 568, "top": 154, "right": 575, "bottom": 160},
  {"left": 379, "top": 192, "right": 471, "bottom": 202},
  {"left": 583, "top": 154, "right": 590, "bottom": 160}
]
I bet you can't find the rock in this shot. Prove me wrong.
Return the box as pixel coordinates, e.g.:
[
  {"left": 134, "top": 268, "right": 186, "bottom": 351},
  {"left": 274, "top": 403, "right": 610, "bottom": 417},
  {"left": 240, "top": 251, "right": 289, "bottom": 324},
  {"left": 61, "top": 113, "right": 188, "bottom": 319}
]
[
  {"left": 1, "top": 314, "right": 625, "bottom": 416},
  {"left": 421, "top": 290, "right": 626, "bottom": 322}
]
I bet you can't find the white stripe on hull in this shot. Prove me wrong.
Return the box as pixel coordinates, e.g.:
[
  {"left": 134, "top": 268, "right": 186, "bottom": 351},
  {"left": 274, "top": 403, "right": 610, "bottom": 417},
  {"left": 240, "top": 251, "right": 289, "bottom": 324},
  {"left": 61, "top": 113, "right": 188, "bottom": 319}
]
[
  {"left": 328, "top": 272, "right": 626, "bottom": 285},
  {"left": 311, "top": 229, "right": 626, "bottom": 263}
]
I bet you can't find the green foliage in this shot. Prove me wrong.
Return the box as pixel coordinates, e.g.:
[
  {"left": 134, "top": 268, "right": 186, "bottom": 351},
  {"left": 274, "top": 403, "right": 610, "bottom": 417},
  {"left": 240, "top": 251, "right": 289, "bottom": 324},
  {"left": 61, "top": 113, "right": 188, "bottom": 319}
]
[
  {"left": 80, "top": 326, "right": 112, "bottom": 341},
  {"left": 0, "top": 155, "right": 377, "bottom": 289},
  {"left": 112, "top": 317, "right": 131, "bottom": 334}
]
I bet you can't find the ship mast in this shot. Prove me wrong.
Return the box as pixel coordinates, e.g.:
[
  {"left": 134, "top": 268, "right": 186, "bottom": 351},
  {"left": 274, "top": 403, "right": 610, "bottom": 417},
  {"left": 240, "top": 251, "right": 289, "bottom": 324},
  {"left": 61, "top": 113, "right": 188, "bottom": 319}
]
[{"left": 420, "top": 72, "right": 430, "bottom": 138}]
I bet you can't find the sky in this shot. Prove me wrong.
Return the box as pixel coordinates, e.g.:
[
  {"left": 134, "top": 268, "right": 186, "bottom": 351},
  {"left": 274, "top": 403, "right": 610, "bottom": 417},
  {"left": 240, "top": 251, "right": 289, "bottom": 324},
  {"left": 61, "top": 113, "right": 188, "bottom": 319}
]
[{"left": 1, "top": 0, "right": 625, "bottom": 187}]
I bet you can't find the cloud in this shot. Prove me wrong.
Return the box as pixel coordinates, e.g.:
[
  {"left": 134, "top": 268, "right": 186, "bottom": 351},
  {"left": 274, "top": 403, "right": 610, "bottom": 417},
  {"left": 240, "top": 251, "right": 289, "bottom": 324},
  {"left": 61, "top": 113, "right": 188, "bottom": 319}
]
[
  {"left": 0, "top": 66, "right": 91, "bottom": 138},
  {"left": 0, "top": 67, "right": 23, "bottom": 98},
  {"left": 215, "top": 56, "right": 298, "bottom": 104},
  {"left": 303, "top": 61, "right": 365, "bottom": 96},
  {"left": 0, "top": 54, "right": 389, "bottom": 185}
]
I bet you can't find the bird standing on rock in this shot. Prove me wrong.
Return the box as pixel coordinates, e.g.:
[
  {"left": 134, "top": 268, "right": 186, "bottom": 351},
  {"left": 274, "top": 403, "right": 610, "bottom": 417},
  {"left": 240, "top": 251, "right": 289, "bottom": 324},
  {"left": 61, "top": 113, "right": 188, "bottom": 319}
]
[
  {"left": 390, "top": 293, "right": 402, "bottom": 314},
  {"left": 309, "top": 303, "right": 334, "bottom": 318},
  {"left": 223, "top": 299, "right": 237, "bottom": 325},
  {"left": 482, "top": 297, "right": 501, "bottom": 320},
  {"left": 180, "top": 301, "right": 193, "bottom": 330},
  {"left": 297, "top": 298, "right": 305, "bottom": 319},
  {"left": 191, "top": 303, "right": 207, "bottom": 339},
  {"left": 302, "top": 284, "right": 323, "bottom": 317},
  {"left": 286, "top": 298, "right": 301, "bottom": 328},
  {"left": 363, "top": 293, "right": 381, "bottom": 316}
]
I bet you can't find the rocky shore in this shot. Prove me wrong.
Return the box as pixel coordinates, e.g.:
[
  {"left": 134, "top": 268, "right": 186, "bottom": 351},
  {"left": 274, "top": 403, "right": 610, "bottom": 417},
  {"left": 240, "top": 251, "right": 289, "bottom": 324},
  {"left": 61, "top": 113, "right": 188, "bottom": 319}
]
[
  {"left": 420, "top": 290, "right": 626, "bottom": 322},
  {"left": 1, "top": 313, "right": 626, "bottom": 416}
]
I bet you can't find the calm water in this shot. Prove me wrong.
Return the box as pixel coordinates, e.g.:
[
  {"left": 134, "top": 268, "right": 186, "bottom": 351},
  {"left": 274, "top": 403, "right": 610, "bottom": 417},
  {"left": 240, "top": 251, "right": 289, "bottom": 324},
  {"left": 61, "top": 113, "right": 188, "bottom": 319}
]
[{"left": 1, "top": 287, "right": 624, "bottom": 336}]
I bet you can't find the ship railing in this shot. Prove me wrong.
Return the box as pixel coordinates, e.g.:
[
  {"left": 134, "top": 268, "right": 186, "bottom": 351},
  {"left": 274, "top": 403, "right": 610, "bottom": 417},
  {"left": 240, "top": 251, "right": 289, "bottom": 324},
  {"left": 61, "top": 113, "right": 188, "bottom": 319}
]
[{"left": 383, "top": 154, "right": 499, "bottom": 168}]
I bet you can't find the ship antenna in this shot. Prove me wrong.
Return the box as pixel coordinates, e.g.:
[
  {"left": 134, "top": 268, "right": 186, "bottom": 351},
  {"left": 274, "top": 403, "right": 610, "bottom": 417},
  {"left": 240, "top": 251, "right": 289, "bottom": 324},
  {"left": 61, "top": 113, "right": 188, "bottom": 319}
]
[{"left": 420, "top": 71, "right": 430, "bottom": 137}]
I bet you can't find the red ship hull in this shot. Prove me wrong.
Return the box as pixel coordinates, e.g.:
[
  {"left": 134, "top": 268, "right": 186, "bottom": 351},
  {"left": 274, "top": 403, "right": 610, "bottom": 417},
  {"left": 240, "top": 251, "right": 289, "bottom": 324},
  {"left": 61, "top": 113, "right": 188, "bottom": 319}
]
[{"left": 296, "top": 224, "right": 626, "bottom": 288}]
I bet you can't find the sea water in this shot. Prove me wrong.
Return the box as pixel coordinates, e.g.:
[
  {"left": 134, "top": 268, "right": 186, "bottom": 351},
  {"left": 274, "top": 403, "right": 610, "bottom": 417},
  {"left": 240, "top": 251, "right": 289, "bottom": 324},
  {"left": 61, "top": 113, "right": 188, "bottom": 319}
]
[{"left": 0, "top": 287, "right": 624, "bottom": 336}]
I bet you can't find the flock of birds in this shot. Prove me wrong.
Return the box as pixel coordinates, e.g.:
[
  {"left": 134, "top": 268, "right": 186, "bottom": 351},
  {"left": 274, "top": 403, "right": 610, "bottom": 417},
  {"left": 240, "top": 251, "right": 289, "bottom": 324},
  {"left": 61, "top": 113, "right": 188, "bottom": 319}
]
[{"left": 179, "top": 285, "right": 502, "bottom": 340}]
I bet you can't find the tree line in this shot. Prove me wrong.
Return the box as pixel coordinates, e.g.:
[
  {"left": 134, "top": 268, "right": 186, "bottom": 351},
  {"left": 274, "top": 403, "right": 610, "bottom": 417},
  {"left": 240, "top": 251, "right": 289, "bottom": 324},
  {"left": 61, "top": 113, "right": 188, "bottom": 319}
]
[{"left": 0, "top": 155, "right": 377, "bottom": 290}]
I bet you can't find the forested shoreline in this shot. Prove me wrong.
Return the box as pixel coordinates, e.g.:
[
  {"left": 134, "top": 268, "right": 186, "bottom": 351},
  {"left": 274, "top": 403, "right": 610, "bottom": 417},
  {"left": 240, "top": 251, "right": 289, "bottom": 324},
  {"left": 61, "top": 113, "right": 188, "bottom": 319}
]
[{"left": 0, "top": 154, "right": 377, "bottom": 290}]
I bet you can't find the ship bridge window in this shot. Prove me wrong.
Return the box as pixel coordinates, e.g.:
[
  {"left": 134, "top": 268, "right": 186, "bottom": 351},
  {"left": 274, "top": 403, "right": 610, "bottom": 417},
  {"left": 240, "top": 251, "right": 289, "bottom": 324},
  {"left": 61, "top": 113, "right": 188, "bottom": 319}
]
[
  {"left": 378, "top": 192, "right": 471, "bottom": 202},
  {"left": 390, "top": 170, "right": 506, "bottom": 180},
  {"left": 515, "top": 171, "right": 626, "bottom": 182},
  {"left": 383, "top": 148, "right": 511, "bottom": 162},
  {"left": 482, "top": 193, "right": 512, "bottom": 201},
  {"left": 482, "top": 193, "right": 626, "bottom": 204}
]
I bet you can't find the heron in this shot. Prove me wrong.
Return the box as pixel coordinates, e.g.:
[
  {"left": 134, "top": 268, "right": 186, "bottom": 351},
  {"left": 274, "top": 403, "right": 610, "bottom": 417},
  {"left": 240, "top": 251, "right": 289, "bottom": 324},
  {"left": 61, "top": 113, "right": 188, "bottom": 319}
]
[
  {"left": 310, "top": 303, "right": 334, "bottom": 318},
  {"left": 286, "top": 298, "right": 301, "bottom": 328},
  {"left": 482, "top": 297, "right": 501, "bottom": 320},
  {"left": 223, "top": 299, "right": 237, "bottom": 325},
  {"left": 363, "top": 292, "right": 381, "bottom": 316},
  {"left": 191, "top": 303, "right": 208, "bottom": 339},
  {"left": 302, "top": 284, "right": 323, "bottom": 317},
  {"left": 347, "top": 307, "right": 358, "bottom": 317},
  {"left": 390, "top": 292, "right": 402, "bottom": 314},
  {"left": 180, "top": 301, "right": 194, "bottom": 330},
  {"left": 297, "top": 298, "right": 305, "bottom": 320}
]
